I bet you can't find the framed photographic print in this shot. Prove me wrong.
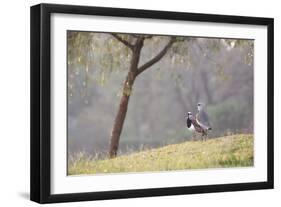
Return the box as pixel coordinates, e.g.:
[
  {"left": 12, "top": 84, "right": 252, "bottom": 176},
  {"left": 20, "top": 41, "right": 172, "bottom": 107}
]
[{"left": 30, "top": 3, "right": 274, "bottom": 203}]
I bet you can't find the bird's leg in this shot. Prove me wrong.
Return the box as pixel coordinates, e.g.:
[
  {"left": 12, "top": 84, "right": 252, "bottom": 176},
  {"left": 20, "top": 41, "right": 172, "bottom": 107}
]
[{"left": 202, "top": 130, "right": 208, "bottom": 141}]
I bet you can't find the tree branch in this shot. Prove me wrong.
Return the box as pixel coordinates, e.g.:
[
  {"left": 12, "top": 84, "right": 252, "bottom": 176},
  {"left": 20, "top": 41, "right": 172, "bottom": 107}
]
[
  {"left": 137, "top": 37, "right": 176, "bottom": 76},
  {"left": 143, "top": 35, "right": 153, "bottom": 39},
  {"left": 131, "top": 34, "right": 153, "bottom": 39},
  {"left": 111, "top": 33, "right": 134, "bottom": 50}
]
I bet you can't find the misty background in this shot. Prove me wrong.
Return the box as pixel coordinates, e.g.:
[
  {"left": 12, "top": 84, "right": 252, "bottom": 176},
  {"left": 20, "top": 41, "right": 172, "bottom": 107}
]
[{"left": 67, "top": 32, "right": 254, "bottom": 157}]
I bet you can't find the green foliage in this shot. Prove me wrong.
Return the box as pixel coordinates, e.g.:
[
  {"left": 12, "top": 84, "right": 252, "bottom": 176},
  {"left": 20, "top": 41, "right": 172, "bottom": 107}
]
[
  {"left": 208, "top": 99, "right": 253, "bottom": 137},
  {"left": 206, "top": 39, "right": 221, "bottom": 52},
  {"left": 67, "top": 32, "right": 132, "bottom": 92},
  {"left": 224, "top": 39, "right": 254, "bottom": 66},
  {"left": 68, "top": 134, "right": 253, "bottom": 175},
  {"left": 169, "top": 37, "right": 191, "bottom": 66}
]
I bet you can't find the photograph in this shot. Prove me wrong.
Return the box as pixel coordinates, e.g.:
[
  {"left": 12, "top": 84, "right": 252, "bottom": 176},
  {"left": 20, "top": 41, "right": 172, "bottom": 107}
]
[
  {"left": 30, "top": 3, "right": 273, "bottom": 203},
  {"left": 67, "top": 31, "right": 254, "bottom": 175}
]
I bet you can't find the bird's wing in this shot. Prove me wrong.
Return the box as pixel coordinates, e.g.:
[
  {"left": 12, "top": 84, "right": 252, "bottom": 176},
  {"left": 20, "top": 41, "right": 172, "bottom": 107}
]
[
  {"left": 201, "top": 110, "right": 211, "bottom": 127},
  {"left": 191, "top": 117, "right": 203, "bottom": 132},
  {"left": 196, "top": 110, "right": 211, "bottom": 130}
]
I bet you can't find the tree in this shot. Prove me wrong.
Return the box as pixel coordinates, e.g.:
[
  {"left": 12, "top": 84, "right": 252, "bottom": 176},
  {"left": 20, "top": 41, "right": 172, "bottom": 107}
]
[{"left": 108, "top": 34, "right": 176, "bottom": 157}]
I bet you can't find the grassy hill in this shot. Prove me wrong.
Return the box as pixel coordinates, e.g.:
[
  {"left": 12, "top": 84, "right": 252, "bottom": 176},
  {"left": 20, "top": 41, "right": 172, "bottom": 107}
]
[{"left": 68, "top": 134, "right": 253, "bottom": 175}]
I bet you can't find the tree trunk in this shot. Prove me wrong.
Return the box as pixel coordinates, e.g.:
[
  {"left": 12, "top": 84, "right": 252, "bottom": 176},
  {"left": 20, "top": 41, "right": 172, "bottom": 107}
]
[
  {"left": 109, "top": 38, "right": 143, "bottom": 158},
  {"left": 109, "top": 94, "right": 129, "bottom": 157},
  {"left": 109, "top": 73, "right": 136, "bottom": 158}
]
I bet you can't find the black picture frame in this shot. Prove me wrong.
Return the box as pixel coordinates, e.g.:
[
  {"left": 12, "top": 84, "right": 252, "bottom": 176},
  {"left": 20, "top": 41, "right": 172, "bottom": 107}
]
[{"left": 30, "top": 3, "right": 274, "bottom": 204}]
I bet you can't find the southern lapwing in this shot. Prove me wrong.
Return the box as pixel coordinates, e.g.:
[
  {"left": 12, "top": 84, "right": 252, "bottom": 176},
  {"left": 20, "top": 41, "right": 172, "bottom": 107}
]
[
  {"left": 186, "top": 112, "right": 206, "bottom": 140},
  {"left": 196, "top": 103, "right": 212, "bottom": 141}
]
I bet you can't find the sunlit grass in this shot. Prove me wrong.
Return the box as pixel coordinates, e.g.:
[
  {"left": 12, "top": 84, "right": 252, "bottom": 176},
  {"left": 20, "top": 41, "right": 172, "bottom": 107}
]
[{"left": 68, "top": 134, "right": 253, "bottom": 175}]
